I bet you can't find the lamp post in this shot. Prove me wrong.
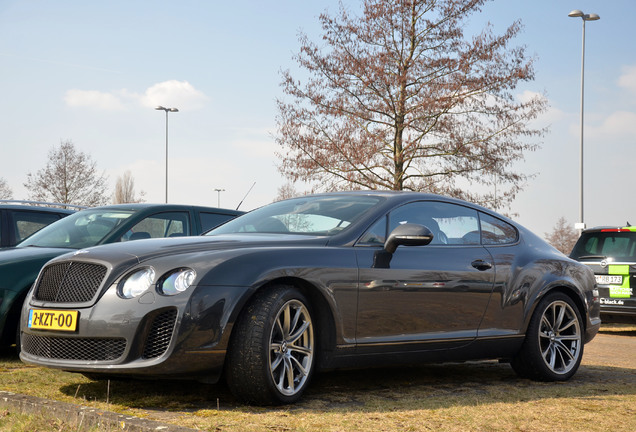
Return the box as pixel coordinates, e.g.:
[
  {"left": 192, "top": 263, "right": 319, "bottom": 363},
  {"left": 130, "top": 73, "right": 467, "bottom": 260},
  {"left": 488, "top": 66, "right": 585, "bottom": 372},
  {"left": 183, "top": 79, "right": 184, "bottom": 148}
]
[
  {"left": 155, "top": 106, "right": 179, "bottom": 203},
  {"left": 214, "top": 188, "right": 225, "bottom": 207},
  {"left": 568, "top": 10, "right": 599, "bottom": 232}
]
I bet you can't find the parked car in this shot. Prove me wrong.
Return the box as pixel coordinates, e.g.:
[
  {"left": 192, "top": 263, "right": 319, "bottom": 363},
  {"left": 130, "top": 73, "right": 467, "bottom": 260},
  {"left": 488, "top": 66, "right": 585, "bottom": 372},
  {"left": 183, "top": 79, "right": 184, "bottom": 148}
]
[
  {"left": 570, "top": 225, "right": 636, "bottom": 323},
  {"left": 0, "top": 200, "right": 78, "bottom": 248},
  {"left": 0, "top": 203, "right": 242, "bottom": 349},
  {"left": 20, "top": 192, "right": 600, "bottom": 405}
]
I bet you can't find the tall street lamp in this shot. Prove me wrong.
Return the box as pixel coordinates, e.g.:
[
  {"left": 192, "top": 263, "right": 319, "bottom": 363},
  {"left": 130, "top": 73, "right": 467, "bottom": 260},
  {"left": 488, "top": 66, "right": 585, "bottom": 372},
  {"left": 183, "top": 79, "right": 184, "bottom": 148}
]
[
  {"left": 155, "top": 106, "right": 179, "bottom": 203},
  {"left": 568, "top": 10, "right": 599, "bottom": 232},
  {"left": 214, "top": 188, "right": 225, "bottom": 207}
]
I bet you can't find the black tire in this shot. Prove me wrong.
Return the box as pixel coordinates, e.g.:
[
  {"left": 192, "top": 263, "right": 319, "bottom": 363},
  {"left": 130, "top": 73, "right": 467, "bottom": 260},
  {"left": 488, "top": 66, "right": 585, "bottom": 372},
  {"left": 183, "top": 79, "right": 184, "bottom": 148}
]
[
  {"left": 226, "top": 285, "right": 315, "bottom": 405},
  {"left": 511, "top": 292, "right": 583, "bottom": 381}
]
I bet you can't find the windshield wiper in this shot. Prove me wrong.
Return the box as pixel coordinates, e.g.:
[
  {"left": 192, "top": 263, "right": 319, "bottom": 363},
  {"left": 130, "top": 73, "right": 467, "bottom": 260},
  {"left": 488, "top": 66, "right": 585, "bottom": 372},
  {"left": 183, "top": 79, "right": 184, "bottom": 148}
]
[{"left": 575, "top": 255, "right": 607, "bottom": 260}]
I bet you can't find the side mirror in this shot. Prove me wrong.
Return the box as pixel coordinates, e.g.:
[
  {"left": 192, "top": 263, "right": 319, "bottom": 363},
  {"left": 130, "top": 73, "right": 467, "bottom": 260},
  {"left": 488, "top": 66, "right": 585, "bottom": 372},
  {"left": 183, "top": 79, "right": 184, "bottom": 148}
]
[{"left": 384, "top": 223, "right": 434, "bottom": 254}]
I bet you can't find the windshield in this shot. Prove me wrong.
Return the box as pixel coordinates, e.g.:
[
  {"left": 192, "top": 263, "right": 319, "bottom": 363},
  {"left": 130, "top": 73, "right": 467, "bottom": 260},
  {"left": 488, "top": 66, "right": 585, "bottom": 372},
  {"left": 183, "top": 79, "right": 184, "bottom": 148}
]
[
  {"left": 18, "top": 209, "right": 135, "bottom": 249},
  {"left": 209, "top": 195, "right": 382, "bottom": 236},
  {"left": 570, "top": 231, "right": 636, "bottom": 262}
]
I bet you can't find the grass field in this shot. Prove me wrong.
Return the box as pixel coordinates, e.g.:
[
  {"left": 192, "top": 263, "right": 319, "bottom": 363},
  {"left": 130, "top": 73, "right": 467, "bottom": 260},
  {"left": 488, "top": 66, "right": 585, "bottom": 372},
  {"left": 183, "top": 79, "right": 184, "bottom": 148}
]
[{"left": 0, "top": 325, "right": 634, "bottom": 431}]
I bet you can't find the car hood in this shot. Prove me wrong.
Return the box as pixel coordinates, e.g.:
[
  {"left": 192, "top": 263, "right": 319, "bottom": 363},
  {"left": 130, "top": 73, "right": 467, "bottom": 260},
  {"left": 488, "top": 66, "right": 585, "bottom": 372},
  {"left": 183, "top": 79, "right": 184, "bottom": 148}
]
[{"left": 51, "top": 234, "right": 332, "bottom": 265}]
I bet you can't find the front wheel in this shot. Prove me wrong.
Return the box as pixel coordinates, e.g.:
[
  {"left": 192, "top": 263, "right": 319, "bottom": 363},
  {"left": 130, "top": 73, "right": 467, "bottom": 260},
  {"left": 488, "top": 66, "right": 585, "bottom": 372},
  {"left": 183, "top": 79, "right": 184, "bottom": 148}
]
[
  {"left": 512, "top": 292, "right": 583, "bottom": 381},
  {"left": 226, "top": 285, "right": 315, "bottom": 405}
]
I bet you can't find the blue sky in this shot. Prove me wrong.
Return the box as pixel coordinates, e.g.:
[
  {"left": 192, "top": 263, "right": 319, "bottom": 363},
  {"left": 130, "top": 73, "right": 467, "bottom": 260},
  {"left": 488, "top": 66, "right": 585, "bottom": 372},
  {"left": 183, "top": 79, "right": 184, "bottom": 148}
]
[{"left": 1, "top": 0, "right": 635, "bottom": 237}]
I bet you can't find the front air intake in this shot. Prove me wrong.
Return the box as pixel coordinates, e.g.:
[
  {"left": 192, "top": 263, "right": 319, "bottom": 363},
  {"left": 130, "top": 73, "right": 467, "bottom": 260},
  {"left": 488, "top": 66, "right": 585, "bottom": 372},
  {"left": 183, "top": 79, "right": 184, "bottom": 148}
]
[{"left": 34, "top": 262, "right": 107, "bottom": 303}]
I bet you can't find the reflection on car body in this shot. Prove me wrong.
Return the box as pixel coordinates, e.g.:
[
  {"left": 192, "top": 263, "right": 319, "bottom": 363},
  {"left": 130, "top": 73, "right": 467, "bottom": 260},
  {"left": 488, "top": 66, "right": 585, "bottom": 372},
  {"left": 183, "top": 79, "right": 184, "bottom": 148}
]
[{"left": 20, "top": 192, "right": 600, "bottom": 405}]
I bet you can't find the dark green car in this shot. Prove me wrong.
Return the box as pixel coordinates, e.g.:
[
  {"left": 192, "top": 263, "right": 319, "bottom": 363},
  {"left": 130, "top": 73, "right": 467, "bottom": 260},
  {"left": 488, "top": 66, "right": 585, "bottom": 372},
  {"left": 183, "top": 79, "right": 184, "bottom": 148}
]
[{"left": 0, "top": 203, "right": 242, "bottom": 348}]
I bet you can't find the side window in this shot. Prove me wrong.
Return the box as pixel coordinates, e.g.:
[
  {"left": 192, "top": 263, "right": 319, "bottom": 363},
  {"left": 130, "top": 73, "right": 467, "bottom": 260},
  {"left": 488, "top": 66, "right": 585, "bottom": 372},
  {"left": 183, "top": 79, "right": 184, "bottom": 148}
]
[
  {"left": 358, "top": 216, "right": 388, "bottom": 245},
  {"left": 13, "top": 211, "right": 64, "bottom": 244},
  {"left": 391, "top": 202, "right": 480, "bottom": 245},
  {"left": 479, "top": 213, "right": 517, "bottom": 245},
  {"left": 200, "top": 212, "right": 236, "bottom": 232},
  {"left": 122, "top": 212, "right": 190, "bottom": 241},
  {"left": 359, "top": 201, "right": 480, "bottom": 246}
]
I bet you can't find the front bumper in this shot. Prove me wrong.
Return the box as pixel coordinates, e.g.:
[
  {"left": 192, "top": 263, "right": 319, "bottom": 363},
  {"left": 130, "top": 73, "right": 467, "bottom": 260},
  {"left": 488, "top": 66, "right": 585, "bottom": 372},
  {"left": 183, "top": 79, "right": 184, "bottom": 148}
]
[{"left": 19, "top": 283, "right": 250, "bottom": 383}]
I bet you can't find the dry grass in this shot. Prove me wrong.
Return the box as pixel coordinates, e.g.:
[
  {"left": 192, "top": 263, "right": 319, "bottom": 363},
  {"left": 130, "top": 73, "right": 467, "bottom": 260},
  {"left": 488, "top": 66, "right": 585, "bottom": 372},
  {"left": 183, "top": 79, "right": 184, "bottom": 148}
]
[{"left": 0, "top": 325, "right": 634, "bottom": 431}]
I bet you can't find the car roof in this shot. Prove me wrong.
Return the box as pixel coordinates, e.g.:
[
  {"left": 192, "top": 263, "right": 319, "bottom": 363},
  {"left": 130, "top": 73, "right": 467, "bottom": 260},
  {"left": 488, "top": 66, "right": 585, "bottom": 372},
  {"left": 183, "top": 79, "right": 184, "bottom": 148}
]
[
  {"left": 298, "top": 190, "right": 507, "bottom": 218},
  {"left": 0, "top": 203, "right": 75, "bottom": 214},
  {"left": 582, "top": 226, "right": 636, "bottom": 233},
  {"left": 77, "top": 203, "right": 243, "bottom": 215}
]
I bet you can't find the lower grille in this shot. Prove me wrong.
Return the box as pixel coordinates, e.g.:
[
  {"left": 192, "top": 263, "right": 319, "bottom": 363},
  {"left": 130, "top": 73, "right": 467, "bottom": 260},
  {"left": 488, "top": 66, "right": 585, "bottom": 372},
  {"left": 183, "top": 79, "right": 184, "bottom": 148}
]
[
  {"left": 22, "top": 333, "right": 126, "bottom": 361},
  {"left": 142, "top": 309, "right": 178, "bottom": 359}
]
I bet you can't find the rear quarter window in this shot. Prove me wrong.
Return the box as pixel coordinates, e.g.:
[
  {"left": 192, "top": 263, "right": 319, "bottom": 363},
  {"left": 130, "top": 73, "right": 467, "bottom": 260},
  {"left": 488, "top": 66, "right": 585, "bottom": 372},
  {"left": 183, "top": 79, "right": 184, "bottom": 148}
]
[{"left": 479, "top": 213, "right": 518, "bottom": 245}]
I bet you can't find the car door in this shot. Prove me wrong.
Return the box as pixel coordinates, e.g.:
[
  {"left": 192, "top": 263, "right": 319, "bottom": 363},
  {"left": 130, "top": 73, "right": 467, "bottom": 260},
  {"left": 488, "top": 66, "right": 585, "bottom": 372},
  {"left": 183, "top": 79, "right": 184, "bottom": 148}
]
[{"left": 354, "top": 200, "right": 495, "bottom": 352}]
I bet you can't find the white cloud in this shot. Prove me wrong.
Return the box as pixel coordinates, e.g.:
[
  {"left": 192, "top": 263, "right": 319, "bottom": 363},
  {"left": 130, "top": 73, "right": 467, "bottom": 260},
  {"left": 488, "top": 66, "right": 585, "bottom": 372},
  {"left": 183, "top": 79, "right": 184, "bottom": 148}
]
[
  {"left": 587, "top": 110, "right": 636, "bottom": 139},
  {"left": 139, "top": 80, "right": 208, "bottom": 110},
  {"left": 517, "top": 90, "right": 563, "bottom": 126},
  {"left": 64, "top": 89, "right": 125, "bottom": 110},
  {"left": 517, "top": 90, "right": 543, "bottom": 104},
  {"left": 64, "top": 81, "right": 208, "bottom": 111},
  {"left": 618, "top": 65, "right": 636, "bottom": 95}
]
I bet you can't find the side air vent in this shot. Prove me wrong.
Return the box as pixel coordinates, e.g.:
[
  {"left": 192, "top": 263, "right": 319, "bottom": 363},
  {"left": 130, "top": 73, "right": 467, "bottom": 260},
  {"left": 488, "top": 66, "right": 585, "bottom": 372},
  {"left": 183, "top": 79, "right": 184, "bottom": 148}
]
[{"left": 142, "top": 309, "right": 178, "bottom": 359}]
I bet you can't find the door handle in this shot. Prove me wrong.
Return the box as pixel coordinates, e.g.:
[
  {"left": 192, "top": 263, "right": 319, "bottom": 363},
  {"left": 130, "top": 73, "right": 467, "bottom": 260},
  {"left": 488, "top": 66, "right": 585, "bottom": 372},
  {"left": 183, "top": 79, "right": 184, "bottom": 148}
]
[{"left": 471, "top": 260, "right": 493, "bottom": 271}]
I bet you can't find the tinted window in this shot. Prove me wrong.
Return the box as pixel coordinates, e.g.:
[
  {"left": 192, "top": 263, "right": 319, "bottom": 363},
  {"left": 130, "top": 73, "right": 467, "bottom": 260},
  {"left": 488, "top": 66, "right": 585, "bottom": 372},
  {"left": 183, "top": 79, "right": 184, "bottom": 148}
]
[
  {"left": 570, "top": 231, "right": 636, "bottom": 261},
  {"left": 389, "top": 201, "right": 480, "bottom": 245},
  {"left": 121, "top": 212, "right": 190, "bottom": 241},
  {"left": 479, "top": 213, "right": 518, "bottom": 245},
  {"left": 200, "top": 212, "right": 237, "bottom": 232},
  {"left": 12, "top": 211, "right": 64, "bottom": 244},
  {"left": 358, "top": 201, "right": 481, "bottom": 246},
  {"left": 358, "top": 215, "right": 387, "bottom": 245}
]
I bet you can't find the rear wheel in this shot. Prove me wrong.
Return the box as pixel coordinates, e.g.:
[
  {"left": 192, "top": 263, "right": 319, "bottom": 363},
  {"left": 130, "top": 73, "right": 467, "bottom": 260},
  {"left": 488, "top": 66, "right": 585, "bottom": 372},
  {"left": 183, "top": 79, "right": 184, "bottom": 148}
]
[
  {"left": 512, "top": 292, "right": 583, "bottom": 381},
  {"left": 226, "top": 285, "right": 315, "bottom": 405}
]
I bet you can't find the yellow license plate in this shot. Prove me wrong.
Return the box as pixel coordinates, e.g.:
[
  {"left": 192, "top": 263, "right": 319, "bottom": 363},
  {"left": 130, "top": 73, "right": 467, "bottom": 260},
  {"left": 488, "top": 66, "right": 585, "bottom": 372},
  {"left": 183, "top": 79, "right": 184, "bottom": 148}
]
[{"left": 28, "top": 309, "right": 78, "bottom": 331}]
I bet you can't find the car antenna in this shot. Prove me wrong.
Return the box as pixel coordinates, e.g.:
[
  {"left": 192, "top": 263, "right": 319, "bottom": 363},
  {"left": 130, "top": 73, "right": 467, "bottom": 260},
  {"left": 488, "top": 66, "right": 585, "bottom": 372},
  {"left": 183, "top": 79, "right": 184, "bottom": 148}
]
[
  {"left": 627, "top": 221, "right": 631, "bottom": 227},
  {"left": 236, "top": 182, "right": 256, "bottom": 210}
]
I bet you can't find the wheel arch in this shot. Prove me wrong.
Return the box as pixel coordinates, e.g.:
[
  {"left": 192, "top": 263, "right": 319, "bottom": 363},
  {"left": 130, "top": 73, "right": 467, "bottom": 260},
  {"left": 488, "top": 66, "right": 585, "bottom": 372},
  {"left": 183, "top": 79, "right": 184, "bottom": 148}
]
[
  {"left": 527, "top": 284, "right": 588, "bottom": 333},
  {"left": 228, "top": 276, "right": 337, "bottom": 370},
  {"left": 0, "top": 285, "right": 30, "bottom": 346}
]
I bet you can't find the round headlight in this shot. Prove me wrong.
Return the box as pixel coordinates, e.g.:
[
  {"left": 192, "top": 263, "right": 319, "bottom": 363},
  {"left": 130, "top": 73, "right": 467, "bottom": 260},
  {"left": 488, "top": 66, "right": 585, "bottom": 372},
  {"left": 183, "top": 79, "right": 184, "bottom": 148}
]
[
  {"left": 119, "top": 267, "right": 155, "bottom": 299},
  {"left": 159, "top": 269, "right": 196, "bottom": 296}
]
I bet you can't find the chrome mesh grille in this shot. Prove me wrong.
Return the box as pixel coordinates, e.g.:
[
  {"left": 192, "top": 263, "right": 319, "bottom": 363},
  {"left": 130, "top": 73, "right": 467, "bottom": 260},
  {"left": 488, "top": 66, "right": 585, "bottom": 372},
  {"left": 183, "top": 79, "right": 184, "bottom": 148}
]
[
  {"left": 22, "top": 333, "right": 126, "bottom": 361},
  {"left": 34, "top": 262, "right": 107, "bottom": 303},
  {"left": 142, "top": 309, "right": 178, "bottom": 359}
]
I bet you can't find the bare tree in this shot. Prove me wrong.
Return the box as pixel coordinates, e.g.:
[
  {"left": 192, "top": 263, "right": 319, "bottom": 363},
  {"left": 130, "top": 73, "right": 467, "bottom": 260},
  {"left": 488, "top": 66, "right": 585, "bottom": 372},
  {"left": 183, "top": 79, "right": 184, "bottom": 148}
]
[
  {"left": 0, "top": 178, "right": 12, "bottom": 199},
  {"left": 545, "top": 217, "right": 579, "bottom": 255},
  {"left": 24, "top": 140, "right": 109, "bottom": 206},
  {"left": 113, "top": 170, "right": 146, "bottom": 204},
  {"left": 276, "top": 0, "right": 547, "bottom": 209},
  {"left": 275, "top": 182, "right": 302, "bottom": 202}
]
